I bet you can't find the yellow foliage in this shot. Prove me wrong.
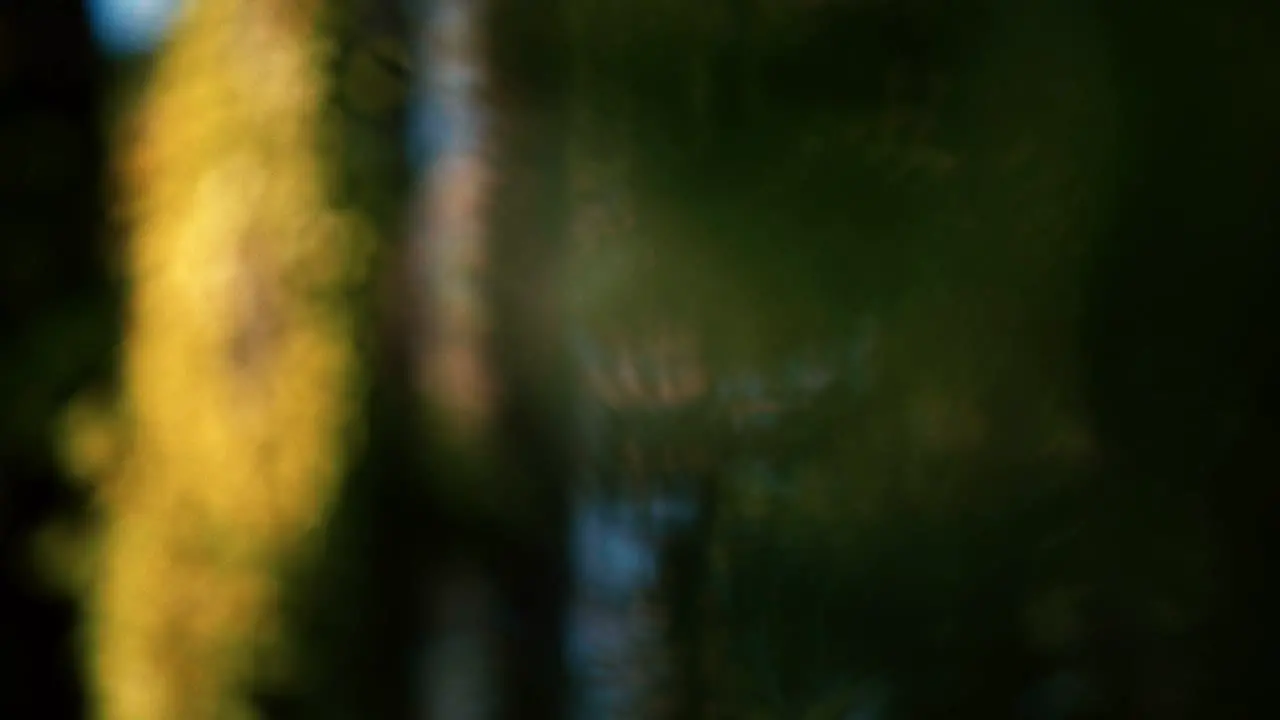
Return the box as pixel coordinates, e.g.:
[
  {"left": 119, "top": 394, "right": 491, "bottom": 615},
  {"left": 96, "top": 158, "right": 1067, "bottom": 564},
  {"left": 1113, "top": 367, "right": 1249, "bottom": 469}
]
[
  {"left": 64, "top": 1, "right": 372, "bottom": 717},
  {"left": 57, "top": 392, "right": 122, "bottom": 486}
]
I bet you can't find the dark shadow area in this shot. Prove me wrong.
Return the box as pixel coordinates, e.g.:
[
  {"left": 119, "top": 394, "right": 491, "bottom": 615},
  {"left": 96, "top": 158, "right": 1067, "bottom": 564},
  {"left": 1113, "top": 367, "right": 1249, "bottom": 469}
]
[{"left": 1, "top": 2, "right": 109, "bottom": 718}]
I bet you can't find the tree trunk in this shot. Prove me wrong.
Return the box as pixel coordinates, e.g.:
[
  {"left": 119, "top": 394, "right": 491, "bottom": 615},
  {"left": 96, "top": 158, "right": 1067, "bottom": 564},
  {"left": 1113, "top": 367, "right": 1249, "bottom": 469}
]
[{"left": 480, "top": 1, "right": 572, "bottom": 716}]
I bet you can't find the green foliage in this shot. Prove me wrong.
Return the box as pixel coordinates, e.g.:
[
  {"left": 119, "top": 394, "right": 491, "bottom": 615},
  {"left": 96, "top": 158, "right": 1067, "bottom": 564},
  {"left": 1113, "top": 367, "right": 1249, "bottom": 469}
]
[{"left": 563, "top": 0, "right": 1277, "bottom": 716}]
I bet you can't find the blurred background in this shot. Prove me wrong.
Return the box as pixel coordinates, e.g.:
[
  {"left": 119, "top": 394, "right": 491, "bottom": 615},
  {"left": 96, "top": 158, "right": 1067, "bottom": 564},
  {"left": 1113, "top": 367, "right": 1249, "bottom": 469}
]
[{"left": 2, "top": 0, "right": 1279, "bottom": 718}]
